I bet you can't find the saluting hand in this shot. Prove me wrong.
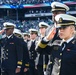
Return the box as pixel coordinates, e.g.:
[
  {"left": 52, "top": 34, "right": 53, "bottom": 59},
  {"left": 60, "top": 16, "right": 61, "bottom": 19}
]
[
  {"left": 0, "top": 29, "right": 5, "bottom": 34},
  {"left": 46, "top": 28, "right": 56, "bottom": 41}
]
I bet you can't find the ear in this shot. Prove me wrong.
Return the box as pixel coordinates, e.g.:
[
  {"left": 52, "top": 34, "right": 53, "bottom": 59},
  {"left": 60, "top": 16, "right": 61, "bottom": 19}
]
[
  {"left": 71, "top": 26, "right": 75, "bottom": 35},
  {"left": 70, "top": 26, "right": 75, "bottom": 30}
]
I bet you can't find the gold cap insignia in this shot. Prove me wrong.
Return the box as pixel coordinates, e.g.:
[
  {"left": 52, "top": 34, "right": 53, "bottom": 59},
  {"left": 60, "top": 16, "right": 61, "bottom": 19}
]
[{"left": 59, "top": 18, "right": 63, "bottom": 23}]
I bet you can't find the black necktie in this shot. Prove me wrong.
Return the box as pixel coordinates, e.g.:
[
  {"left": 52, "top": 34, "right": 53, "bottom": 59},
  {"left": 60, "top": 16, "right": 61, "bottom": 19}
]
[
  {"left": 32, "top": 41, "right": 34, "bottom": 44},
  {"left": 5, "top": 37, "right": 8, "bottom": 42},
  {"left": 31, "top": 41, "right": 35, "bottom": 46},
  {"left": 62, "top": 42, "right": 67, "bottom": 51}
]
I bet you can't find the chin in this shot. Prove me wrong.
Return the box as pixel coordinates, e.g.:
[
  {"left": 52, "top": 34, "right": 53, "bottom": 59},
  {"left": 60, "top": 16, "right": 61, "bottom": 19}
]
[{"left": 59, "top": 35, "right": 64, "bottom": 39}]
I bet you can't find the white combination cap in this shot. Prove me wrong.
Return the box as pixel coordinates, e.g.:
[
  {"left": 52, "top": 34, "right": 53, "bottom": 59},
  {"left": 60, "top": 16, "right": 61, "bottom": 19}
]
[
  {"left": 3, "top": 22, "right": 16, "bottom": 29},
  {"left": 39, "top": 22, "right": 49, "bottom": 28},
  {"left": 13, "top": 28, "right": 22, "bottom": 36},
  {"left": 51, "top": 2, "right": 69, "bottom": 12},
  {"left": 55, "top": 14, "right": 76, "bottom": 28},
  {"left": 29, "top": 28, "right": 38, "bottom": 34}
]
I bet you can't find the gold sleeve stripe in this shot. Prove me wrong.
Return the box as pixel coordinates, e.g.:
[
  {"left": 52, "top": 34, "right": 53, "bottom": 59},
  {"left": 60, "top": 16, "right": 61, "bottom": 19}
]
[
  {"left": 43, "top": 64, "right": 47, "bottom": 69},
  {"left": 50, "top": 62, "right": 52, "bottom": 64},
  {"left": 25, "top": 64, "right": 29, "bottom": 66},
  {"left": 38, "top": 43, "right": 47, "bottom": 48},
  {"left": 17, "top": 61, "right": 22, "bottom": 65}
]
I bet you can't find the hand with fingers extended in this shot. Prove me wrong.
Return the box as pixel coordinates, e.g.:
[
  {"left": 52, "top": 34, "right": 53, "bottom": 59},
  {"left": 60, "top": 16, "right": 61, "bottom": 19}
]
[
  {"left": 0, "top": 29, "right": 5, "bottom": 34},
  {"left": 46, "top": 27, "right": 56, "bottom": 41}
]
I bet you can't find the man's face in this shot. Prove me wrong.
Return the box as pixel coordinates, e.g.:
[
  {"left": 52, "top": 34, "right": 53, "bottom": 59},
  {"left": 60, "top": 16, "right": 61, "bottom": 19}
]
[
  {"left": 30, "top": 33, "right": 37, "bottom": 40},
  {"left": 24, "top": 35, "right": 28, "bottom": 40},
  {"left": 5, "top": 28, "right": 14, "bottom": 36},
  {"left": 52, "top": 11, "right": 65, "bottom": 22},
  {"left": 39, "top": 27, "right": 46, "bottom": 35}
]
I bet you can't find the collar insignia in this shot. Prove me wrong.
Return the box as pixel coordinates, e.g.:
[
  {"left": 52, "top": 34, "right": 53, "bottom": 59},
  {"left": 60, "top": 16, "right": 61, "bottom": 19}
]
[{"left": 72, "top": 40, "right": 75, "bottom": 44}]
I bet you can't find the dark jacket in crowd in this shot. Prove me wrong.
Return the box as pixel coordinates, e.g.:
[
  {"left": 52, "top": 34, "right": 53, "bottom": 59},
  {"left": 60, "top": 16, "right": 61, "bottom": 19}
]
[
  {"left": 1, "top": 34, "right": 23, "bottom": 70},
  {"left": 36, "top": 37, "right": 76, "bottom": 75}
]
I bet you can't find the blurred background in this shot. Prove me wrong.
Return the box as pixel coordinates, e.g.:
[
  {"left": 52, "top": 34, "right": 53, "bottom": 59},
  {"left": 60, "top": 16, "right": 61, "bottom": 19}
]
[{"left": 0, "top": 0, "right": 76, "bottom": 32}]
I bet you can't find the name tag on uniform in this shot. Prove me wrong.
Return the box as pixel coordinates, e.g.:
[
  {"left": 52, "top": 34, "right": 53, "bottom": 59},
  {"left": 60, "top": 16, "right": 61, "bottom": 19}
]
[
  {"left": 67, "top": 48, "right": 70, "bottom": 51},
  {"left": 10, "top": 42, "right": 14, "bottom": 44}
]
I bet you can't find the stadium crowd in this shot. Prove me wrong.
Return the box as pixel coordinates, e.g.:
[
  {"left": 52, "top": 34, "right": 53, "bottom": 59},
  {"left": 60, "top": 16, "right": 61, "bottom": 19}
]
[
  {"left": 0, "top": 17, "right": 53, "bottom": 32},
  {"left": 0, "top": 0, "right": 73, "bottom": 5},
  {"left": 0, "top": 1, "right": 76, "bottom": 75}
]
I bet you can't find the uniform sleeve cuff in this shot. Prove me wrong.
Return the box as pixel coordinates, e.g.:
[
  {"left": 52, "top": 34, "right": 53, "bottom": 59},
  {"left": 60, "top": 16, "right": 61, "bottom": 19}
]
[
  {"left": 17, "top": 61, "right": 22, "bottom": 65},
  {"left": 43, "top": 37, "right": 49, "bottom": 42},
  {"left": 17, "top": 66, "right": 21, "bottom": 68},
  {"left": 25, "top": 64, "right": 29, "bottom": 67}
]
